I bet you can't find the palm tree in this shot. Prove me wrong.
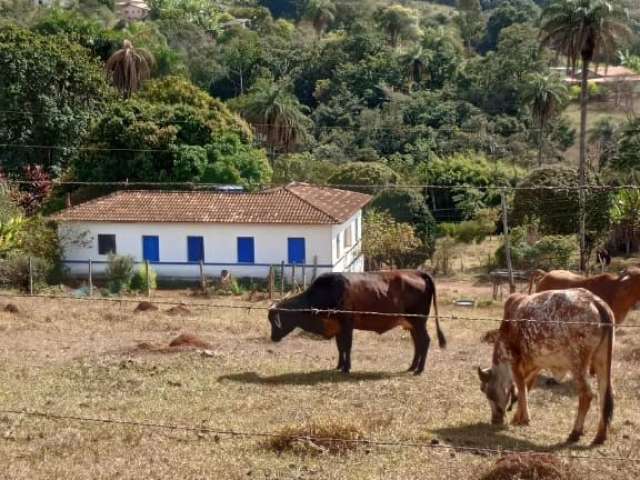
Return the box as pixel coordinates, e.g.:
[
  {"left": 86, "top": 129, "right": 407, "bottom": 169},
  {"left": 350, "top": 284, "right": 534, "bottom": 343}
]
[
  {"left": 523, "top": 73, "right": 569, "bottom": 167},
  {"left": 105, "top": 40, "right": 155, "bottom": 97},
  {"left": 540, "top": 0, "right": 631, "bottom": 269},
  {"left": 234, "top": 78, "right": 312, "bottom": 154},
  {"left": 305, "top": 0, "right": 336, "bottom": 37},
  {"left": 400, "top": 45, "right": 433, "bottom": 87}
]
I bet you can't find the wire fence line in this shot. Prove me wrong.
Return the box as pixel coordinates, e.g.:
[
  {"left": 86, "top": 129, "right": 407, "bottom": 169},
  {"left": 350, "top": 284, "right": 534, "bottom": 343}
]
[
  {"left": 3, "top": 178, "right": 640, "bottom": 192},
  {"left": 0, "top": 292, "right": 635, "bottom": 328},
  {"left": 2, "top": 408, "right": 639, "bottom": 464}
]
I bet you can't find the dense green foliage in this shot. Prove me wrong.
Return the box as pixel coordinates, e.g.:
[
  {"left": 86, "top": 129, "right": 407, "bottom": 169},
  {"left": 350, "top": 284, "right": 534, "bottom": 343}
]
[
  {"left": 0, "top": 25, "right": 110, "bottom": 175},
  {"left": 495, "top": 228, "right": 578, "bottom": 270}
]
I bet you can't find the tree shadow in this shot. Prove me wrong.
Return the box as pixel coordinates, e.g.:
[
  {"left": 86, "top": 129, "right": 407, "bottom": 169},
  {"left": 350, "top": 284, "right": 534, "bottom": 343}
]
[
  {"left": 218, "top": 370, "right": 402, "bottom": 386},
  {"left": 432, "top": 422, "right": 569, "bottom": 453}
]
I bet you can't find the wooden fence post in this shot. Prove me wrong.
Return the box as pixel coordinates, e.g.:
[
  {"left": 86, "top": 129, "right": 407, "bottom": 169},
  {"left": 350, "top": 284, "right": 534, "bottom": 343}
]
[
  {"left": 88, "top": 259, "right": 93, "bottom": 297},
  {"left": 280, "top": 261, "right": 285, "bottom": 296},
  {"left": 29, "top": 256, "right": 33, "bottom": 296},
  {"left": 312, "top": 255, "right": 318, "bottom": 280},
  {"left": 302, "top": 263, "right": 307, "bottom": 290},
  {"left": 268, "top": 266, "right": 274, "bottom": 300},
  {"left": 291, "top": 263, "right": 296, "bottom": 292},
  {"left": 199, "top": 260, "right": 205, "bottom": 291},
  {"left": 145, "top": 260, "right": 151, "bottom": 298},
  {"left": 501, "top": 190, "right": 516, "bottom": 294}
]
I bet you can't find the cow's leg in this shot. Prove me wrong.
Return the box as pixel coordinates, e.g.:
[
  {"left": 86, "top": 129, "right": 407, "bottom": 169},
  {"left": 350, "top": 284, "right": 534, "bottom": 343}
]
[
  {"left": 511, "top": 364, "right": 530, "bottom": 426},
  {"left": 407, "top": 327, "right": 419, "bottom": 372},
  {"left": 592, "top": 344, "right": 613, "bottom": 445},
  {"left": 335, "top": 336, "right": 344, "bottom": 371},
  {"left": 525, "top": 368, "right": 541, "bottom": 391},
  {"left": 338, "top": 321, "right": 354, "bottom": 374},
  {"left": 414, "top": 322, "right": 430, "bottom": 375},
  {"left": 568, "top": 364, "right": 593, "bottom": 443}
]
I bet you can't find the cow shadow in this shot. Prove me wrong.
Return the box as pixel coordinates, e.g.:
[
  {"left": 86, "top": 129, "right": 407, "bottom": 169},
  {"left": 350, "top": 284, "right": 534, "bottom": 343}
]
[
  {"left": 432, "top": 422, "right": 569, "bottom": 453},
  {"left": 531, "top": 375, "right": 576, "bottom": 398},
  {"left": 218, "top": 370, "right": 401, "bottom": 386}
]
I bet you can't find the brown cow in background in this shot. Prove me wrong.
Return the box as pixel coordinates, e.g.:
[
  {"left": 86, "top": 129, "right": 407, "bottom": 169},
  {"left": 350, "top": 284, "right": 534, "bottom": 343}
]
[
  {"left": 478, "top": 289, "right": 615, "bottom": 445},
  {"left": 528, "top": 267, "right": 640, "bottom": 324}
]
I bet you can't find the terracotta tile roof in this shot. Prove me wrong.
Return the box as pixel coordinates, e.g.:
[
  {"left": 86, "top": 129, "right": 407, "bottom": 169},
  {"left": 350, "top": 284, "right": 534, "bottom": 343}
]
[{"left": 51, "top": 183, "right": 371, "bottom": 225}]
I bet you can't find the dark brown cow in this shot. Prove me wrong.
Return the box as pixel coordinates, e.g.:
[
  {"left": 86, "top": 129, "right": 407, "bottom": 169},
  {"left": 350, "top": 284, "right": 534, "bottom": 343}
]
[
  {"left": 268, "top": 271, "right": 446, "bottom": 374},
  {"left": 478, "top": 288, "right": 615, "bottom": 445},
  {"left": 528, "top": 267, "right": 640, "bottom": 324}
]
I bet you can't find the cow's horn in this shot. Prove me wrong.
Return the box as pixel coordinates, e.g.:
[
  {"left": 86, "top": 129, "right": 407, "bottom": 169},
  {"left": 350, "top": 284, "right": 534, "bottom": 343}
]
[
  {"left": 273, "top": 311, "right": 282, "bottom": 330},
  {"left": 477, "top": 367, "right": 491, "bottom": 382}
]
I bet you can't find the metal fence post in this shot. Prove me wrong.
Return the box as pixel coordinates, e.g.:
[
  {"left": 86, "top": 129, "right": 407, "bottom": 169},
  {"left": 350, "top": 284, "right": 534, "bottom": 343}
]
[
  {"left": 199, "top": 259, "right": 205, "bottom": 290},
  {"left": 88, "top": 259, "right": 93, "bottom": 297},
  {"left": 312, "top": 255, "right": 318, "bottom": 280},
  {"left": 302, "top": 263, "right": 307, "bottom": 290},
  {"left": 501, "top": 190, "right": 515, "bottom": 294},
  {"left": 268, "top": 266, "right": 274, "bottom": 300},
  {"left": 291, "top": 263, "right": 296, "bottom": 292}
]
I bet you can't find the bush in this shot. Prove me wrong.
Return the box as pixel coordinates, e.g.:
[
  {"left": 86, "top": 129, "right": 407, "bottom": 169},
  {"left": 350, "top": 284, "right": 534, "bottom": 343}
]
[
  {"left": 106, "top": 254, "right": 134, "bottom": 293},
  {"left": 0, "top": 253, "right": 51, "bottom": 291},
  {"left": 495, "top": 228, "right": 578, "bottom": 270},
  {"left": 512, "top": 167, "right": 611, "bottom": 239},
  {"left": 129, "top": 264, "right": 158, "bottom": 292},
  {"left": 369, "top": 189, "right": 437, "bottom": 257},
  {"left": 327, "top": 162, "right": 402, "bottom": 193},
  {"left": 439, "top": 208, "right": 498, "bottom": 244}
]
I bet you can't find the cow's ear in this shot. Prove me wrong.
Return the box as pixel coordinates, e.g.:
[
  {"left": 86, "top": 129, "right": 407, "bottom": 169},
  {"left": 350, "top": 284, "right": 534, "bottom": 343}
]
[
  {"left": 477, "top": 367, "right": 491, "bottom": 382},
  {"left": 621, "top": 274, "right": 631, "bottom": 282}
]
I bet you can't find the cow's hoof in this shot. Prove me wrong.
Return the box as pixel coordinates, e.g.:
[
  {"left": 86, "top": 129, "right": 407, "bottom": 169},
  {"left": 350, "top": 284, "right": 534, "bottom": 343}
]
[
  {"left": 567, "top": 431, "right": 582, "bottom": 443},
  {"left": 511, "top": 417, "right": 530, "bottom": 426},
  {"left": 413, "top": 369, "right": 423, "bottom": 376},
  {"left": 591, "top": 434, "right": 607, "bottom": 446}
]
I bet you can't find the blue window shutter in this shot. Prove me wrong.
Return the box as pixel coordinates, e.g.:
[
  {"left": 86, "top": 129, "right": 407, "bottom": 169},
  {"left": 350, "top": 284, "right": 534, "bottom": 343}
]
[
  {"left": 142, "top": 236, "right": 159, "bottom": 262},
  {"left": 187, "top": 236, "right": 204, "bottom": 262},
  {"left": 237, "top": 237, "right": 255, "bottom": 263},
  {"left": 288, "top": 238, "right": 305, "bottom": 264}
]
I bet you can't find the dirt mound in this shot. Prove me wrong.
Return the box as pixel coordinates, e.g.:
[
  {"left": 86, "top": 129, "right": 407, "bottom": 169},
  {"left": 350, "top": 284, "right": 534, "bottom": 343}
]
[
  {"left": 165, "top": 304, "right": 192, "bottom": 316},
  {"left": 266, "top": 421, "right": 364, "bottom": 455},
  {"left": 3, "top": 304, "right": 19, "bottom": 314},
  {"left": 168, "top": 333, "right": 212, "bottom": 349},
  {"left": 134, "top": 301, "right": 159, "bottom": 313},
  {"left": 481, "top": 329, "right": 500, "bottom": 344},
  {"left": 480, "top": 453, "right": 576, "bottom": 480}
]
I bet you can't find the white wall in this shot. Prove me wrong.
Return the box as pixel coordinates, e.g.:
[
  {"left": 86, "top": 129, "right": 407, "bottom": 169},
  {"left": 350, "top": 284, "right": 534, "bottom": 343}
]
[
  {"left": 331, "top": 212, "right": 364, "bottom": 273},
  {"left": 59, "top": 222, "right": 335, "bottom": 279}
]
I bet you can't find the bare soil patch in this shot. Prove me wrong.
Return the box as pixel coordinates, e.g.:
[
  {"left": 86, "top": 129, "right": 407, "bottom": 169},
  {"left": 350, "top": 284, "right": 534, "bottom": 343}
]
[{"left": 165, "top": 304, "right": 192, "bottom": 316}]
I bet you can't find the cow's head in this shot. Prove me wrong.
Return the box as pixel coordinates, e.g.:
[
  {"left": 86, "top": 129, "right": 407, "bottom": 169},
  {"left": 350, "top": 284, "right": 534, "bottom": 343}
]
[
  {"left": 477, "top": 363, "right": 515, "bottom": 425},
  {"left": 268, "top": 301, "right": 298, "bottom": 342}
]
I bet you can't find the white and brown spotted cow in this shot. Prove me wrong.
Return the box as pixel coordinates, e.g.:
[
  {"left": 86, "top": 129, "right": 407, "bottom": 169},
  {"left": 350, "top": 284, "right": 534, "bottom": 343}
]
[{"left": 478, "top": 288, "right": 615, "bottom": 445}]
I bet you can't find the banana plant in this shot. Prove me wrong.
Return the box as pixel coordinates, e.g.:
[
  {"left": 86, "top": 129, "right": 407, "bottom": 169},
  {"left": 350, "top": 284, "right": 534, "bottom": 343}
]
[{"left": 0, "top": 217, "right": 25, "bottom": 255}]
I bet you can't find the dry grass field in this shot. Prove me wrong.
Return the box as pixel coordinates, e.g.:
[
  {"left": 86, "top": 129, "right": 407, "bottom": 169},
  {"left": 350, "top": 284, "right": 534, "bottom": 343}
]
[{"left": 1, "top": 280, "right": 640, "bottom": 479}]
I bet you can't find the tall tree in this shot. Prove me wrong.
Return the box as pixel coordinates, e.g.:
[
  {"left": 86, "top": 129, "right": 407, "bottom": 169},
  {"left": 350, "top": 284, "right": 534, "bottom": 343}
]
[
  {"left": 0, "top": 26, "right": 109, "bottom": 176},
  {"left": 231, "top": 77, "right": 312, "bottom": 154},
  {"left": 523, "top": 73, "right": 569, "bottom": 166},
  {"left": 304, "top": 0, "right": 336, "bottom": 37},
  {"left": 456, "top": 0, "right": 484, "bottom": 52},
  {"left": 375, "top": 4, "right": 422, "bottom": 48},
  {"left": 105, "top": 40, "right": 155, "bottom": 97},
  {"left": 540, "top": 0, "right": 631, "bottom": 269}
]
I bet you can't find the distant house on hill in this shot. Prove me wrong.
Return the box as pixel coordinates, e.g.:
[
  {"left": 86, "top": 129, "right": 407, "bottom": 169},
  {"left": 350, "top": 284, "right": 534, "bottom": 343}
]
[
  {"left": 116, "top": 0, "right": 150, "bottom": 21},
  {"left": 554, "top": 65, "right": 640, "bottom": 86},
  {"left": 52, "top": 183, "right": 371, "bottom": 280}
]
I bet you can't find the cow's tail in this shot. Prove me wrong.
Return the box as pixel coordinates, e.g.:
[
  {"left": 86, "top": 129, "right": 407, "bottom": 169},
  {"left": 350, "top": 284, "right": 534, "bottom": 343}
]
[
  {"left": 423, "top": 272, "right": 446, "bottom": 349},
  {"left": 595, "top": 300, "right": 615, "bottom": 428},
  {"left": 527, "top": 269, "right": 546, "bottom": 294}
]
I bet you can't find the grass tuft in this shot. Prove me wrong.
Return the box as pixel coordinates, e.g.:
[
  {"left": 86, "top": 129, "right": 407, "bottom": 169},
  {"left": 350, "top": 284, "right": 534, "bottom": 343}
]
[
  {"left": 266, "top": 420, "right": 365, "bottom": 455},
  {"left": 480, "top": 453, "right": 577, "bottom": 480}
]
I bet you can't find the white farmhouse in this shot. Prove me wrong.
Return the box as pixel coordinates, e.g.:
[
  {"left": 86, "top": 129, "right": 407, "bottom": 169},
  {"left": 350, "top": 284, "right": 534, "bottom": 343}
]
[{"left": 53, "top": 183, "right": 371, "bottom": 280}]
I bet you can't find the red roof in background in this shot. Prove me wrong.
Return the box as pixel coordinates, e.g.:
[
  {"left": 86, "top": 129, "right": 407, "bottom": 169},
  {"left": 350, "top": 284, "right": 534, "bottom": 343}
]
[{"left": 51, "top": 183, "right": 372, "bottom": 225}]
